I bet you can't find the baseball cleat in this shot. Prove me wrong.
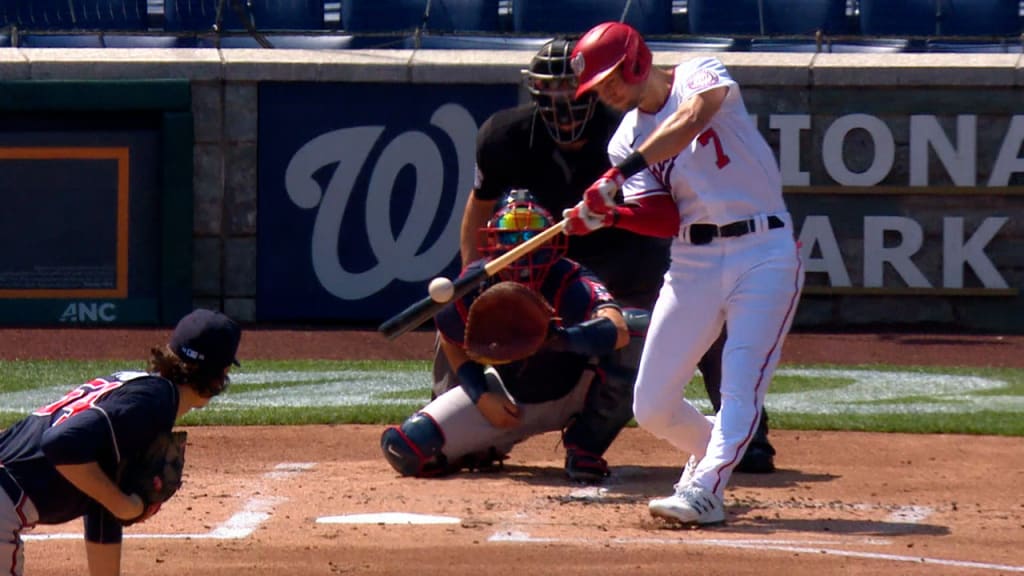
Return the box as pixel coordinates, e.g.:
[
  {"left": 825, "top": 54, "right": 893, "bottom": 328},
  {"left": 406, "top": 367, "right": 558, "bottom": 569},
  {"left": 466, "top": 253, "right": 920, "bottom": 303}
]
[
  {"left": 648, "top": 484, "right": 725, "bottom": 525},
  {"left": 736, "top": 442, "right": 776, "bottom": 474},
  {"left": 678, "top": 454, "right": 699, "bottom": 486},
  {"left": 565, "top": 446, "right": 610, "bottom": 484}
]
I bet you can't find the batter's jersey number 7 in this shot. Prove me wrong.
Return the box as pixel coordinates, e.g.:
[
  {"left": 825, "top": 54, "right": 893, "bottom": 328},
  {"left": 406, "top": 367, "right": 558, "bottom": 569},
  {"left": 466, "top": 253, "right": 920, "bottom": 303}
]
[{"left": 697, "top": 128, "right": 731, "bottom": 169}]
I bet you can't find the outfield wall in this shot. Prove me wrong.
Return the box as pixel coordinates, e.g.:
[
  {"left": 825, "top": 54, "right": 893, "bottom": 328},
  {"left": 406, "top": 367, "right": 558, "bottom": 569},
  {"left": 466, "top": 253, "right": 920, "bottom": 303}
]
[{"left": 0, "top": 49, "right": 1022, "bottom": 331}]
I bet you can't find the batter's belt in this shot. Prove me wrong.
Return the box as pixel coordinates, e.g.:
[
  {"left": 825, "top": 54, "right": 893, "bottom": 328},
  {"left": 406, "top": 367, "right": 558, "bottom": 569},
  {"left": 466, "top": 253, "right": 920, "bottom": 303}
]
[{"left": 685, "top": 215, "right": 785, "bottom": 245}]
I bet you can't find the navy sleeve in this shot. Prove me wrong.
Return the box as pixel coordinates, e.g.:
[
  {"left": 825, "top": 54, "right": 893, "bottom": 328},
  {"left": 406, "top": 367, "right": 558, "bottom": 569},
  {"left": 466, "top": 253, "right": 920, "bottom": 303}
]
[
  {"left": 40, "top": 408, "right": 115, "bottom": 465},
  {"left": 556, "top": 267, "right": 619, "bottom": 325},
  {"left": 84, "top": 502, "right": 123, "bottom": 544}
]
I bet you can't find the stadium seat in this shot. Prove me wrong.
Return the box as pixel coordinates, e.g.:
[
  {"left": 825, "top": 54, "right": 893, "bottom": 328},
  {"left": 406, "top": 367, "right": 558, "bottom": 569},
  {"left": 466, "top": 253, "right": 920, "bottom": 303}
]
[
  {"left": 762, "top": 0, "right": 849, "bottom": 35},
  {"left": 8, "top": 0, "right": 148, "bottom": 30},
  {"left": 860, "top": 0, "right": 1020, "bottom": 37},
  {"left": 858, "top": 0, "right": 937, "bottom": 36},
  {"left": 9, "top": 0, "right": 154, "bottom": 47},
  {"left": 686, "top": 0, "right": 761, "bottom": 34},
  {"left": 688, "top": 0, "right": 849, "bottom": 36},
  {"left": 860, "top": 0, "right": 1021, "bottom": 54},
  {"left": 512, "top": 0, "right": 673, "bottom": 35},
  {"left": 164, "top": 0, "right": 324, "bottom": 32},
  {"left": 342, "top": 0, "right": 500, "bottom": 33},
  {"left": 936, "top": 0, "right": 1020, "bottom": 36}
]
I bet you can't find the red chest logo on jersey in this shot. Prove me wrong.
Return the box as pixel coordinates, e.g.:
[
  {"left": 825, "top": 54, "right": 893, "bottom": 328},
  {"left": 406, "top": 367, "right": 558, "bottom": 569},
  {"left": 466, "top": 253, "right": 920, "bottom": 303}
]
[{"left": 687, "top": 69, "right": 720, "bottom": 91}]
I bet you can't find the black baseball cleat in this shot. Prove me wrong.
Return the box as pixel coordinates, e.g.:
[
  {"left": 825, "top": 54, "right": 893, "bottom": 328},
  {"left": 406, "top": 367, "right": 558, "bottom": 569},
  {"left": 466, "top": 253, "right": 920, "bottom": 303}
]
[
  {"left": 565, "top": 447, "right": 611, "bottom": 484},
  {"left": 735, "top": 441, "right": 776, "bottom": 474}
]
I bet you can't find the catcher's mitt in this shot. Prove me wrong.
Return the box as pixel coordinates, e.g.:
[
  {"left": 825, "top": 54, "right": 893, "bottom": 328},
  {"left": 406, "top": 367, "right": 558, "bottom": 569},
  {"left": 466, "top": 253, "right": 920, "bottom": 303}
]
[
  {"left": 464, "top": 281, "right": 555, "bottom": 365},
  {"left": 119, "top": 430, "right": 187, "bottom": 526}
]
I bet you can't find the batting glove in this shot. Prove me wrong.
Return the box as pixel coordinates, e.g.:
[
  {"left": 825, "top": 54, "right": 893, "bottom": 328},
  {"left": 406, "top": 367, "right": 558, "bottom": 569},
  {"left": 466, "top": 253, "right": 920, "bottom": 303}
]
[
  {"left": 562, "top": 203, "right": 615, "bottom": 236},
  {"left": 583, "top": 167, "right": 624, "bottom": 214}
]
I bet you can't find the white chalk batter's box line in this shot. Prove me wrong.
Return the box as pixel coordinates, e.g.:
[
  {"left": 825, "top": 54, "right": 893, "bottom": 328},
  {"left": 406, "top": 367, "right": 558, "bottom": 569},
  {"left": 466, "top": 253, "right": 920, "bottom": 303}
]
[
  {"left": 487, "top": 531, "right": 1024, "bottom": 573},
  {"left": 24, "top": 462, "right": 315, "bottom": 542},
  {"left": 567, "top": 486, "right": 937, "bottom": 524}
]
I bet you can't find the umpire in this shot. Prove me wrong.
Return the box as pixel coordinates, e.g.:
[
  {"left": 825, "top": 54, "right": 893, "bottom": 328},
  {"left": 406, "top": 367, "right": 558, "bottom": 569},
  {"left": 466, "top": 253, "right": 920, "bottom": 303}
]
[{"left": 454, "top": 37, "right": 776, "bottom": 479}]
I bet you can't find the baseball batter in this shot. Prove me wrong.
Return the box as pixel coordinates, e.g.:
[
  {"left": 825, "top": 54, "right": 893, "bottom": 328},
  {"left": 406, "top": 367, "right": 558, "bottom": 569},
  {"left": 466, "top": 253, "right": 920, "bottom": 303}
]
[
  {"left": 0, "top": 309, "right": 241, "bottom": 575},
  {"left": 449, "top": 38, "right": 778, "bottom": 481},
  {"left": 381, "top": 192, "right": 631, "bottom": 478},
  {"left": 565, "top": 22, "right": 805, "bottom": 524}
]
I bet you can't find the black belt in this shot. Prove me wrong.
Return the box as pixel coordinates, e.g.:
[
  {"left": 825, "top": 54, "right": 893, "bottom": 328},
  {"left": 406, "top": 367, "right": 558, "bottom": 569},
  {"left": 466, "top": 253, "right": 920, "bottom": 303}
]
[
  {"left": 0, "top": 465, "right": 24, "bottom": 504},
  {"left": 687, "top": 215, "right": 785, "bottom": 245}
]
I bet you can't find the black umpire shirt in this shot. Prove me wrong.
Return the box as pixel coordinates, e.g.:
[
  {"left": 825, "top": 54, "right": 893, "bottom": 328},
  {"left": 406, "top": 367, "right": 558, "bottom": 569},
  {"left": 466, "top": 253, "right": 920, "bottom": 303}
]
[{"left": 474, "top": 103, "right": 671, "bottom": 309}]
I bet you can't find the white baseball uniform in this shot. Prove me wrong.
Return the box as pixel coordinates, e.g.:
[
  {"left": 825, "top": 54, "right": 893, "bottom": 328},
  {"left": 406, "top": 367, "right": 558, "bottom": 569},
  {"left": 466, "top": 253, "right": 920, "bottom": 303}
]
[{"left": 612, "top": 57, "right": 804, "bottom": 498}]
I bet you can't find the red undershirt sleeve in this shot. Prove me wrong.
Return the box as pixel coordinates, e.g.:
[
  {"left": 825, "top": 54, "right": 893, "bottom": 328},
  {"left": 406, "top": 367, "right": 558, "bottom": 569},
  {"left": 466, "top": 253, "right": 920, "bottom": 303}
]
[{"left": 613, "top": 195, "right": 680, "bottom": 238}]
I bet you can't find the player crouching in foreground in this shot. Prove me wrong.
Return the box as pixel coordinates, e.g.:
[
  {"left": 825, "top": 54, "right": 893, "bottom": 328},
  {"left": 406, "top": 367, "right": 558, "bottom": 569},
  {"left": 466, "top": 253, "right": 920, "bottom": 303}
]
[
  {"left": 0, "top": 309, "right": 241, "bottom": 576},
  {"left": 382, "top": 190, "right": 636, "bottom": 482}
]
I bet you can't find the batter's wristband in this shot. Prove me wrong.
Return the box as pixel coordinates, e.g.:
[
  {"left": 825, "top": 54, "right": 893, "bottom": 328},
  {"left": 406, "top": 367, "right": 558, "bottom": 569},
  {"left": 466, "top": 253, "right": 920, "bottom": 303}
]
[
  {"left": 456, "top": 361, "right": 488, "bottom": 405},
  {"left": 616, "top": 151, "right": 649, "bottom": 179}
]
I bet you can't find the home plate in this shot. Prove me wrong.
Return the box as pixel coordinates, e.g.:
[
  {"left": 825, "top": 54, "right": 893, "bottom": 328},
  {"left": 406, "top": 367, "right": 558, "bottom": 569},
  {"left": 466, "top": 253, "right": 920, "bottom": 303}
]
[{"left": 316, "top": 512, "right": 461, "bottom": 525}]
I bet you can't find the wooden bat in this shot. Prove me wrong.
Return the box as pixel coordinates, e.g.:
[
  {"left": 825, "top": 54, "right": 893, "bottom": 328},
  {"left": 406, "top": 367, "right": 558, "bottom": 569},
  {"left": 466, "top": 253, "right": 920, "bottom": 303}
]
[{"left": 378, "top": 219, "right": 567, "bottom": 340}]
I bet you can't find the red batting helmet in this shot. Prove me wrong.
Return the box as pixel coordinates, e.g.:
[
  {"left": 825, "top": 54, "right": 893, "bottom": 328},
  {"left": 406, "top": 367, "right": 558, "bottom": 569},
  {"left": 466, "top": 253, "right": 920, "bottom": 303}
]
[{"left": 571, "top": 21, "right": 652, "bottom": 99}]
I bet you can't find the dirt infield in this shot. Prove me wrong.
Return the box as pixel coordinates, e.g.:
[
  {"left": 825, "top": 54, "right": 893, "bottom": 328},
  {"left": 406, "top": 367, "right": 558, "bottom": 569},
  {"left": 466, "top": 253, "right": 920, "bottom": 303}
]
[{"left": 6, "top": 328, "right": 1024, "bottom": 575}]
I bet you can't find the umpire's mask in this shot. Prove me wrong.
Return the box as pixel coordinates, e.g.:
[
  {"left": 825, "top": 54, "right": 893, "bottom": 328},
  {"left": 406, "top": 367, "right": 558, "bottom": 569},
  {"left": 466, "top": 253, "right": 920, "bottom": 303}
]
[{"left": 524, "top": 37, "right": 597, "bottom": 144}]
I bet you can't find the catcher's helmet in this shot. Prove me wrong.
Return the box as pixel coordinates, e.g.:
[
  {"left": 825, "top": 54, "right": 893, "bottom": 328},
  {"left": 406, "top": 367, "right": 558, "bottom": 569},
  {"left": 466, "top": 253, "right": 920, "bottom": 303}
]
[
  {"left": 479, "top": 189, "right": 566, "bottom": 291},
  {"left": 524, "top": 37, "right": 597, "bottom": 144},
  {"left": 571, "top": 21, "right": 652, "bottom": 99}
]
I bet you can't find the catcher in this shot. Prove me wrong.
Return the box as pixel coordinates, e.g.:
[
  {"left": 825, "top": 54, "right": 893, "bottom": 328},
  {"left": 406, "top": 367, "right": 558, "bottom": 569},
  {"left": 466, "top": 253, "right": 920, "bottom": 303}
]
[
  {"left": 381, "top": 190, "right": 631, "bottom": 479},
  {"left": 0, "top": 308, "right": 241, "bottom": 576}
]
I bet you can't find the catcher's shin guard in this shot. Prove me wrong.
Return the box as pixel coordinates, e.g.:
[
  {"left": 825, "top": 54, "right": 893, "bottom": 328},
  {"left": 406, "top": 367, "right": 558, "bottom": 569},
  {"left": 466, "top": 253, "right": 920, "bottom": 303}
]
[
  {"left": 562, "top": 308, "right": 649, "bottom": 465},
  {"left": 380, "top": 413, "right": 445, "bottom": 477}
]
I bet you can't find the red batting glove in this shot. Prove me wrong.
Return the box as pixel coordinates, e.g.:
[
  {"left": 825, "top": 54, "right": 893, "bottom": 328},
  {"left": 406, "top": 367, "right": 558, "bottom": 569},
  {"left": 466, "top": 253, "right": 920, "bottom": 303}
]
[
  {"left": 562, "top": 204, "right": 615, "bottom": 236},
  {"left": 583, "top": 167, "right": 624, "bottom": 214}
]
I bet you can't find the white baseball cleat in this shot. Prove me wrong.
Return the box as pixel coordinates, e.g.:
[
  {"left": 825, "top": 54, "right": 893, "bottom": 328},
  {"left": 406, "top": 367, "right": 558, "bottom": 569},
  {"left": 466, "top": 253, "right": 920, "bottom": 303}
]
[
  {"left": 648, "top": 484, "right": 726, "bottom": 525},
  {"left": 678, "top": 454, "right": 699, "bottom": 486}
]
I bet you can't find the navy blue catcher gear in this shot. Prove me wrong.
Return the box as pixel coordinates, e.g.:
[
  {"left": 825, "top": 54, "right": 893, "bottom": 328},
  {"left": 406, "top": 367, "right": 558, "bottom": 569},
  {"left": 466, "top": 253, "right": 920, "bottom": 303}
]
[{"left": 380, "top": 413, "right": 445, "bottom": 477}]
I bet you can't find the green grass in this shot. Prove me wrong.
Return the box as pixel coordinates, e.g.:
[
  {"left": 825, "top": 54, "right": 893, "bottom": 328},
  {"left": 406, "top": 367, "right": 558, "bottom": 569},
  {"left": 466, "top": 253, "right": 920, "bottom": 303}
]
[{"left": 2, "top": 358, "right": 1022, "bottom": 436}]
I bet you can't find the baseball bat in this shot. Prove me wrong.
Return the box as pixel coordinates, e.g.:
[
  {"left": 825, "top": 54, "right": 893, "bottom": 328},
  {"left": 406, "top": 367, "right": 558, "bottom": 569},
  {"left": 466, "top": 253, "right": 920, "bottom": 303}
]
[{"left": 378, "top": 219, "right": 567, "bottom": 340}]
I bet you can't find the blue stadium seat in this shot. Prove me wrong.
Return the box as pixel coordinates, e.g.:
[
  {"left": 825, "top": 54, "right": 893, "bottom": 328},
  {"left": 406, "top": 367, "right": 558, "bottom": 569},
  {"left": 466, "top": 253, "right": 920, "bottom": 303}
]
[
  {"left": 164, "top": 0, "right": 324, "bottom": 32},
  {"left": 686, "top": 0, "right": 760, "bottom": 34},
  {"left": 936, "top": 0, "right": 1020, "bottom": 36},
  {"left": 858, "top": 0, "right": 937, "bottom": 36},
  {"left": 688, "top": 0, "right": 849, "bottom": 35},
  {"left": 762, "top": 0, "right": 849, "bottom": 35},
  {"left": 9, "top": 0, "right": 153, "bottom": 47},
  {"left": 342, "top": 0, "right": 500, "bottom": 33},
  {"left": 861, "top": 0, "right": 1020, "bottom": 37},
  {"left": 512, "top": 0, "right": 673, "bottom": 35},
  {"left": 9, "top": 0, "right": 148, "bottom": 30}
]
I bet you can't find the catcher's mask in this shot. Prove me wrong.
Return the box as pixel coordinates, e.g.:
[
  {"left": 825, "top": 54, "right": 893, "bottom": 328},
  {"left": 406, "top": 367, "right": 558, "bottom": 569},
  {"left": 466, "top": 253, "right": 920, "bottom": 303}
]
[
  {"left": 524, "top": 37, "right": 597, "bottom": 144},
  {"left": 479, "top": 190, "right": 566, "bottom": 291}
]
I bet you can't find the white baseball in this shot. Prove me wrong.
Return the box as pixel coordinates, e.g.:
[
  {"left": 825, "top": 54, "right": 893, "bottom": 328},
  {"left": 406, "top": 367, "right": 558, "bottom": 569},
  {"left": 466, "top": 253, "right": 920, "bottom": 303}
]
[{"left": 428, "top": 277, "right": 455, "bottom": 303}]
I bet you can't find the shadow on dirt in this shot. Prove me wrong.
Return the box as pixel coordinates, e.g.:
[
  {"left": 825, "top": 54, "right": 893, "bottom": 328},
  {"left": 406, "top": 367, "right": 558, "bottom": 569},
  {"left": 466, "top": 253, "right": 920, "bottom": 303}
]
[{"left": 653, "top": 515, "right": 950, "bottom": 537}]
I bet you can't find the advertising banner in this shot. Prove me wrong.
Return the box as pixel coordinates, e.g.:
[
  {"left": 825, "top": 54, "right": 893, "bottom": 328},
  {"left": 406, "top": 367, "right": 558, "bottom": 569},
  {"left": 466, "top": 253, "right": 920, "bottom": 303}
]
[{"left": 257, "top": 82, "right": 518, "bottom": 322}]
